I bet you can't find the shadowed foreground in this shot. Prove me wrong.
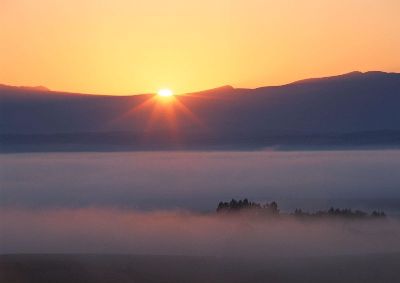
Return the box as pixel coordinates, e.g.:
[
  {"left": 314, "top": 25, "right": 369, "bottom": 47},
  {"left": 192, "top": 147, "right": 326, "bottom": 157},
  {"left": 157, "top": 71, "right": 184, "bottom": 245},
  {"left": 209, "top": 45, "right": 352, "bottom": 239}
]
[{"left": 1, "top": 254, "right": 400, "bottom": 283}]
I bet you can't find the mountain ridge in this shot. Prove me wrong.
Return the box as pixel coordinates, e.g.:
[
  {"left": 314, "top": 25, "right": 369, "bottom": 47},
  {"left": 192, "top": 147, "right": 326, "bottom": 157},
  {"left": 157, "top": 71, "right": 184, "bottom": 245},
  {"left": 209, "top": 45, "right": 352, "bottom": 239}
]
[
  {"left": 1, "top": 71, "right": 399, "bottom": 151},
  {"left": 2, "top": 70, "right": 398, "bottom": 97}
]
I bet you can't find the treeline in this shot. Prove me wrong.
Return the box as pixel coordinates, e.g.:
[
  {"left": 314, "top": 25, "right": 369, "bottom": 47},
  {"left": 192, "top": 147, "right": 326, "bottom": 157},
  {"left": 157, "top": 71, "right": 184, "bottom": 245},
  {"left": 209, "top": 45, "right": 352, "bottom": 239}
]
[
  {"left": 217, "top": 199, "right": 279, "bottom": 215},
  {"left": 216, "top": 199, "right": 386, "bottom": 218},
  {"left": 293, "top": 208, "right": 386, "bottom": 218}
]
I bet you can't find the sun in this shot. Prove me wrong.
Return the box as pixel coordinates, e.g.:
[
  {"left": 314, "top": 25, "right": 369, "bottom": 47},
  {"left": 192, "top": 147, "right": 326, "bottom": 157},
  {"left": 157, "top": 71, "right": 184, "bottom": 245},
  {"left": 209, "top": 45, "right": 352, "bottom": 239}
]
[{"left": 157, "top": 89, "right": 174, "bottom": 97}]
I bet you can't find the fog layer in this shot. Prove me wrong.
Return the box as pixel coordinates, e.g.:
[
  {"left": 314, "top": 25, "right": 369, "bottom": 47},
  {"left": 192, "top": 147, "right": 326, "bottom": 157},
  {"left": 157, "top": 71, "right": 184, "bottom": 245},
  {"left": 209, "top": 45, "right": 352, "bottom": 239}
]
[
  {"left": 1, "top": 208, "right": 399, "bottom": 257},
  {"left": 1, "top": 150, "right": 400, "bottom": 212},
  {"left": 1, "top": 150, "right": 400, "bottom": 256}
]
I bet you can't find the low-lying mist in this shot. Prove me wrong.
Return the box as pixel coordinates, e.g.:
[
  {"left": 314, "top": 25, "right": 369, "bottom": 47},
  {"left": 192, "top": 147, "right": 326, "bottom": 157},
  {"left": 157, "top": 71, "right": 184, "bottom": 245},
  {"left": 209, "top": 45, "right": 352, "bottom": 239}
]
[
  {"left": 1, "top": 150, "right": 400, "bottom": 213},
  {"left": 1, "top": 150, "right": 400, "bottom": 258},
  {"left": 1, "top": 208, "right": 399, "bottom": 257}
]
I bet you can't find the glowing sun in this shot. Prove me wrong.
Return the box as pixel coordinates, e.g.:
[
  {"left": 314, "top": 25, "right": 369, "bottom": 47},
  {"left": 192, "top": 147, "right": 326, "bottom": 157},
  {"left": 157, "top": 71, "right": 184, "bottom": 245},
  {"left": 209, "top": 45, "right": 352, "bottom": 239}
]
[{"left": 157, "top": 89, "right": 174, "bottom": 97}]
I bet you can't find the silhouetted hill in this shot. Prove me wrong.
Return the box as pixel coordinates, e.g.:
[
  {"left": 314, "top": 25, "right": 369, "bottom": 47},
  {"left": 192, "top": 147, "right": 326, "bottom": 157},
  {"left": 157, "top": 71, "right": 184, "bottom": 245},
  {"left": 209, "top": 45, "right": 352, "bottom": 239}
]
[
  {"left": 0, "top": 84, "right": 50, "bottom": 92},
  {"left": 1, "top": 71, "right": 399, "bottom": 151}
]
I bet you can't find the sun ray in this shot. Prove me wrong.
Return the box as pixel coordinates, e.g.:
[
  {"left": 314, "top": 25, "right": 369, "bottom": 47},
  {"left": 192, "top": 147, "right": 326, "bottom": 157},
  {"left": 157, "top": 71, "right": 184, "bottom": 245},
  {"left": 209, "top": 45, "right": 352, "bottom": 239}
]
[{"left": 103, "top": 90, "right": 208, "bottom": 147}]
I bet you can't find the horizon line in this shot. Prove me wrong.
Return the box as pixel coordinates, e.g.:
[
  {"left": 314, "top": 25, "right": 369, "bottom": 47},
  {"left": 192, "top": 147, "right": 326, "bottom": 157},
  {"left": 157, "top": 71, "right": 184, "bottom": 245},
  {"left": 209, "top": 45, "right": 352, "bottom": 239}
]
[{"left": 1, "top": 70, "right": 398, "bottom": 97}]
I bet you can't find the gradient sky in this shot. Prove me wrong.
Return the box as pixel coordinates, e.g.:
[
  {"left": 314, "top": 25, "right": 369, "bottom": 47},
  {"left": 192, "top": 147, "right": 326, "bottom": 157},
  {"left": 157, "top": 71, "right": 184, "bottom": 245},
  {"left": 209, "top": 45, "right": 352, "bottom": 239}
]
[{"left": 1, "top": 0, "right": 399, "bottom": 95}]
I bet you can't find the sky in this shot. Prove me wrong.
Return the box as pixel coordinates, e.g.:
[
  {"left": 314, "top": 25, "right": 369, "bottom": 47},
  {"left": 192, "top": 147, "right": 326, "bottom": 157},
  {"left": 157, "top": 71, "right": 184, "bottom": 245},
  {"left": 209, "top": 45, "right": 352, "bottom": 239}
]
[{"left": 1, "top": 0, "right": 399, "bottom": 95}]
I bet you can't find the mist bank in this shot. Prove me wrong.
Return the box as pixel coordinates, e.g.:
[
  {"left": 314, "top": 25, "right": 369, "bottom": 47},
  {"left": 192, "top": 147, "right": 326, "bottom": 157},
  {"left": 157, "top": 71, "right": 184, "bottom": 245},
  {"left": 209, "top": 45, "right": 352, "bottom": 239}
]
[
  {"left": 1, "top": 208, "right": 399, "bottom": 257},
  {"left": 1, "top": 150, "right": 400, "bottom": 213}
]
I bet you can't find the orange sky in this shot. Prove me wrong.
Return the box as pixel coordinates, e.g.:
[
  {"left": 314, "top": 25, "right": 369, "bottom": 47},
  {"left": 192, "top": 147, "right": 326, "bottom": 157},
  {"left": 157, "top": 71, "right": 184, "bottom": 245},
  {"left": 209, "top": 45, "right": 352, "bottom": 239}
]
[{"left": 1, "top": 0, "right": 399, "bottom": 95}]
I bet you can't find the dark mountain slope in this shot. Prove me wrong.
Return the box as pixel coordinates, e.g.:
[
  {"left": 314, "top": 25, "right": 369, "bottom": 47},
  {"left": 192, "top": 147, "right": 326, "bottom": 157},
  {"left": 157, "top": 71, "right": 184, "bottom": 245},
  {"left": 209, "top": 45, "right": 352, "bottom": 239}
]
[{"left": 1, "top": 71, "right": 399, "bottom": 151}]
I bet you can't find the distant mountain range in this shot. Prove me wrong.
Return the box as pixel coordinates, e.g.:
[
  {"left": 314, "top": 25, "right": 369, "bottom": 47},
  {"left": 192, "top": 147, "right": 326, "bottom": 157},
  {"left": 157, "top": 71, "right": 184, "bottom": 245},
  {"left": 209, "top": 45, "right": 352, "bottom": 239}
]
[{"left": 1, "top": 71, "right": 399, "bottom": 151}]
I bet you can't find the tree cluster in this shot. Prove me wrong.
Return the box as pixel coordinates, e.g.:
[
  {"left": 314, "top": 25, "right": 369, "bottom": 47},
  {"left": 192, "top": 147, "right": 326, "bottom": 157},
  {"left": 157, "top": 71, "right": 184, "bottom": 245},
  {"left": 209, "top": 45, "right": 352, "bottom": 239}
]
[
  {"left": 216, "top": 199, "right": 386, "bottom": 218},
  {"left": 293, "top": 207, "right": 386, "bottom": 218},
  {"left": 217, "top": 198, "right": 279, "bottom": 215}
]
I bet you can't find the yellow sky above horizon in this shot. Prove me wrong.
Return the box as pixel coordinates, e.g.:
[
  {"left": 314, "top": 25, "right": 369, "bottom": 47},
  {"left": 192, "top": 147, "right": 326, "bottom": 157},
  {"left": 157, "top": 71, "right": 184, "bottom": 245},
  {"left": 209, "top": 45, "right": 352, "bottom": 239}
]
[{"left": 1, "top": 0, "right": 399, "bottom": 95}]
